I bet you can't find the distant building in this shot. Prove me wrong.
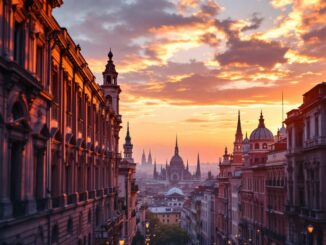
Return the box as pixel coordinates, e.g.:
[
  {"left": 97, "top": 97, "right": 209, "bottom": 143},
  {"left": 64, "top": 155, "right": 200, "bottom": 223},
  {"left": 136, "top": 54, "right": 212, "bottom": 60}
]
[
  {"left": 148, "top": 207, "right": 181, "bottom": 226},
  {"left": 154, "top": 137, "right": 201, "bottom": 184},
  {"left": 165, "top": 187, "right": 185, "bottom": 208}
]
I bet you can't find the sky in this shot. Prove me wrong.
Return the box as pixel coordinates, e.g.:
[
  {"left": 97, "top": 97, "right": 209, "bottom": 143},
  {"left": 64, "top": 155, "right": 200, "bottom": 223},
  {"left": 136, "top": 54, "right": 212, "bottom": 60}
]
[{"left": 54, "top": 0, "right": 326, "bottom": 165}]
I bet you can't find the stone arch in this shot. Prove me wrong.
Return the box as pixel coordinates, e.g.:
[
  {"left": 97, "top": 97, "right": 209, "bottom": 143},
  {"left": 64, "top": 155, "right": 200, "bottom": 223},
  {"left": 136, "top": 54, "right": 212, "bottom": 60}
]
[{"left": 8, "top": 91, "right": 29, "bottom": 122}]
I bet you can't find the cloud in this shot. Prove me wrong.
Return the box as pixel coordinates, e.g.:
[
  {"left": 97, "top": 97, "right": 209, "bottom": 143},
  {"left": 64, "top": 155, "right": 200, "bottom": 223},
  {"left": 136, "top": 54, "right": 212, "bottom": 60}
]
[
  {"left": 216, "top": 38, "right": 288, "bottom": 68},
  {"left": 241, "top": 13, "right": 264, "bottom": 32}
]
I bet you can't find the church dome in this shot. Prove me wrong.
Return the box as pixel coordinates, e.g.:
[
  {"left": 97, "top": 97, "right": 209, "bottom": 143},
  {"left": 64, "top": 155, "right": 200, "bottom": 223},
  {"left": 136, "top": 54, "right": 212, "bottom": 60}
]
[
  {"left": 170, "top": 154, "right": 184, "bottom": 168},
  {"left": 169, "top": 137, "right": 184, "bottom": 168},
  {"left": 166, "top": 187, "right": 184, "bottom": 196},
  {"left": 250, "top": 112, "right": 273, "bottom": 141}
]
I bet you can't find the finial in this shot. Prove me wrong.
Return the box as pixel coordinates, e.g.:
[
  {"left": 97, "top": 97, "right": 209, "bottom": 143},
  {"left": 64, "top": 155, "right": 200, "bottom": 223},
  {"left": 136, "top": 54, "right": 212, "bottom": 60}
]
[{"left": 108, "top": 48, "right": 113, "bottom": 60}]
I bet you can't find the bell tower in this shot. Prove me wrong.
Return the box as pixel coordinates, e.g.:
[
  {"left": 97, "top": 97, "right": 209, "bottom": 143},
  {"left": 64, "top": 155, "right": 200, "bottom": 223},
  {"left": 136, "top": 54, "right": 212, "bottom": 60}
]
[{"left": 101, "top": 49, "right": 121, "bottom": 114}]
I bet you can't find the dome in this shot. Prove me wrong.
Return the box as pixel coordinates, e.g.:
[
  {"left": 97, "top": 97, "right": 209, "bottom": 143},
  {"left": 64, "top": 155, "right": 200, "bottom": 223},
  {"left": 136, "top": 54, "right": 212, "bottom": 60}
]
[
  {"left": 170, "top": 137, "right": 184, "bottom": 168},
  {"left": 170, "top": 154, "right": 184, "bottom": 168},
  {"left": 166, "top": 187, "right": 184, "bottom": 196},
  {"left": 250, "top": 112, "right": 274, "bottom": 141}
]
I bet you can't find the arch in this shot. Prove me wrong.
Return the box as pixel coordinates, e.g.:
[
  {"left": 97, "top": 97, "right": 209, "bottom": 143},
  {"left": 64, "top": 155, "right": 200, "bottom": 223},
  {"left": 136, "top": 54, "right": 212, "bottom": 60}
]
[{"left": 254, "top": 143, "right": 259, "bottom": 149}]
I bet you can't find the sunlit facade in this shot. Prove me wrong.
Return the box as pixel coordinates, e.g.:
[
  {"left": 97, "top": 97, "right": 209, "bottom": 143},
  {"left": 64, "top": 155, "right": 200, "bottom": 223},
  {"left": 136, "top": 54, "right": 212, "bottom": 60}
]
[{"left": 0, "top": 1, "right": 126, "bottom": 244}]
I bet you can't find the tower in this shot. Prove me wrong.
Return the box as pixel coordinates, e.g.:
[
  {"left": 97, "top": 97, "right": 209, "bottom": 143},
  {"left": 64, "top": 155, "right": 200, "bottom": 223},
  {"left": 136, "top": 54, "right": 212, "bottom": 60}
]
[
  {"left": 196, "top": 153, "right": 201, "bottom": 180},
  {"left": 101, "top": 49, "right": 121, "bottom": 115},
  {"left": 141, "top": 150, "right": 146, "bottom": 165},
  {"left": 233, "top": 110, "right": 243, "bottom": 163},
  {"left": 153, "top": 160, "right": 158, "bottom": 179},
  {"left": 123, "top": 122, "right": 133, "bottom": 163},
  {"left": 147, "top": 150, "right": 152, "bottom": 165}
]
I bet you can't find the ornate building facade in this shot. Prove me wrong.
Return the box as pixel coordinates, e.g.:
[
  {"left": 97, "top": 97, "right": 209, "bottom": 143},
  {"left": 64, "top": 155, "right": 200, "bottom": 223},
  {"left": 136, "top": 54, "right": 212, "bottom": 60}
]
[
  {"left": 0, "top": 1, "right": 129, "bottom": 244},
  {"left": 285, "top": 82, "right": 326, "bottom": 245}
]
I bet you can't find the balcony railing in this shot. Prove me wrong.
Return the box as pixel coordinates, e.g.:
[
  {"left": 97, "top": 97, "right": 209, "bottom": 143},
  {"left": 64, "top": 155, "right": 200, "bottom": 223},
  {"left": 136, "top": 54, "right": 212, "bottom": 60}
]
[
  {"left": 89, "top": 190, "right": 95, "bottom": 199},
  {"left": 96, "top": 189, "right": 103, "bottom": 197}
]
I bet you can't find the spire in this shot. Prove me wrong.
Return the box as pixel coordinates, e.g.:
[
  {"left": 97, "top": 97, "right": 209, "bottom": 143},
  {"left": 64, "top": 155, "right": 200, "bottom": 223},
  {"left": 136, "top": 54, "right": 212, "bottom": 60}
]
[
  {"left": 196, "top": 153, "right": 201, "bottom": 179},
  {"left": 123, "top": 122, "right": 133, "bottom": 162},
  {"left": 148, "top": 149, "right": 152, "bottom": 165},
  {"left": 186, "top": 160, "right": 189, "bottom": 171},
  {"left": 236, "top": 110, "right": 242, "bottom": 136},
  {"left": 125, "top": 122, "right": 131, "bottom": 143},
  {"left": 258, "top": 110, "right": 265, "bottom": 128},
  {"left": 141, "top": 150, "right": 146, "bottom": 165},
  {"left": 225, "top": 147, "right": 228, "bottom": 155},
  {"left": 153, "top": 160, "right": 157, "bottom": 179},
  {"left": 108, "top": 48, "right": 113, "bottom": 61},
  {"left": 175, "top": 135, "right": 179, "bottom": 155}
]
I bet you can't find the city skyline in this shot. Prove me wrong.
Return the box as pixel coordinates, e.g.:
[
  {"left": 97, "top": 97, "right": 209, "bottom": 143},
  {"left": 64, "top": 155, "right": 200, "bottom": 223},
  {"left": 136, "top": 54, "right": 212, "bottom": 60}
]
[{"left": 54, "top": 0, "right": 326, "bottom": 163}]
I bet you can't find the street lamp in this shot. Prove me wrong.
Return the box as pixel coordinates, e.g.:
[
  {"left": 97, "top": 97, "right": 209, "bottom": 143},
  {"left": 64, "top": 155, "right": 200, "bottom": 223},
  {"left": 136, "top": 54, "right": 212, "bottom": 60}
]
[
  {"left": 307, "top": 224, "right": 314, "bottom": 245},
  {"left": 119, "top": 239, "right": 125, "bottom": 245},
  {"left": 145, "top": 221, "right": 150, "bottom": 229}
]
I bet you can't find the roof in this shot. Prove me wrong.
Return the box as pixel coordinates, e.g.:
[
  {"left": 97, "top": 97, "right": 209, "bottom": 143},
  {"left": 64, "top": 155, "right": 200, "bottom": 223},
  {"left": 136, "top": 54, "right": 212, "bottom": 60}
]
[
  {"left": 166, "top": 187, "right": 184, "bottom": 196},
  {"left": 148, "top": 207, "right": 179, "bottom": 214}
]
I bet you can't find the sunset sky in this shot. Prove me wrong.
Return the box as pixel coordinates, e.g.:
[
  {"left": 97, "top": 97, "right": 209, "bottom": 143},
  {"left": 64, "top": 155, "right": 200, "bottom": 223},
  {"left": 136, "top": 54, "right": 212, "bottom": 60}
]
[{"left": 54, "top": 0, "right": 326, "bottom": 166}]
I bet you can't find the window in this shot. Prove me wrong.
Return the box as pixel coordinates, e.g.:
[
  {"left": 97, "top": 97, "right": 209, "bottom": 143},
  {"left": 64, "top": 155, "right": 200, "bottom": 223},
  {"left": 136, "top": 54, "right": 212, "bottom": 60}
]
[
  {"left": 263, "top": 143, "right": 267, "bottom": 149},
  {"left": 255, "top": 143, "right": 259, "bottom": 149},
  {"left": 306, "top": 117, "right": 310, "bottom": 139},
  {"left": 51, "top": 225, "right": 59, "bottom": 243},
  {"left": 14, "top": 21, "right": 24, "bottom": 65},
  {"left": 51, "top": 71, "right": 58, "bottom": 102},
  {"left": 315, "top": 114, "right": 319, "bottom": 137},
  {"left": 36, "top": 45, "right": 43, "bottom": 80},
  {"left": 67, "top": 85, "right": 72, "bottom": 113},
  {"left": 67, "top": 218, "right": 73, "bottom": 235}
]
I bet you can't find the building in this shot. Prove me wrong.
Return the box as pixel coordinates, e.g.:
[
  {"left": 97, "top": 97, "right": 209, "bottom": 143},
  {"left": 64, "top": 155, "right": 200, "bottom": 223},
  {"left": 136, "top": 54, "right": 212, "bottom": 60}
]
[
  {"left": 0, "top": 1, "right": 128, "bottom": 244},
  {"left": 154, "top": 137, "right": 201, "bottom": 184},
  {"left": 216, "top": 112, "right": 244, "bottom": 244},
  {"left": 285, "top": 82, "right": 326, "bottom": 245},
  {"left": 148, "top": 207, "right": 181, "bottom": 226},
  {"left": 118, "top": 124, "right": 138, "bottom": 245},
  {"left": 165, "top": 187, "right": 185, "bottom": 208}
]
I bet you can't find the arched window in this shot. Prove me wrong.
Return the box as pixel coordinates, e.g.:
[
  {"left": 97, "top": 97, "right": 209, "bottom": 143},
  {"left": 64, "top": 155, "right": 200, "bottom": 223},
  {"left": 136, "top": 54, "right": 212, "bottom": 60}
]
[
  {"left": 263, "top": 143, "right": 267, "bottom": 149},
  {"left": 255, "top": 143, "right": 259, "bottom": 149},
  {"left": 12, "top": 101, "right": 24, "bottom": 120}
]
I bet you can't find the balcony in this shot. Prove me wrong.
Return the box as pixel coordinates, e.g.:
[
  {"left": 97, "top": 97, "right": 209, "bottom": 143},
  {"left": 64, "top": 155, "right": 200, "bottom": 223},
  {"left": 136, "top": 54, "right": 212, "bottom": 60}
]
[{"left": 304, "top": 136, "right": 326, "bottom": 149}]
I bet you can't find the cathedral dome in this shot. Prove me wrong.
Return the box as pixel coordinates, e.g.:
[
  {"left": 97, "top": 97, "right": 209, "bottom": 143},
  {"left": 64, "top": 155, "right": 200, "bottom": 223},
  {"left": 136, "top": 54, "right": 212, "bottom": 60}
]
[
  {"left": 170, "top": 154, "right": 184, "bottom": 168},
  {"left": 250, "top": 112, "right": 273, "bottom": 141}
]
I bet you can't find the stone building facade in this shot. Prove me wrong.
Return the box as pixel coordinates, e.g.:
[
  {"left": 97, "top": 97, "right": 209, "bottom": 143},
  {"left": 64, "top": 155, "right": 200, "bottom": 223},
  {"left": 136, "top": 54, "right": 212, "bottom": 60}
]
[
  {"left": 0, "top": 1, "right": 127, "bottom": 244},
  {"left": 285, "top": 82, "right": 326, "bottom": 245}
]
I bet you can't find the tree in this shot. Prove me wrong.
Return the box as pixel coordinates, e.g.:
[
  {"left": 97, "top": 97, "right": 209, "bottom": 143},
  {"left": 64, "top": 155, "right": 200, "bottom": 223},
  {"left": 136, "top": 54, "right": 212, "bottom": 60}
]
[{"left": 151, "top": 224, "right": 189, "bottom": 245}]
